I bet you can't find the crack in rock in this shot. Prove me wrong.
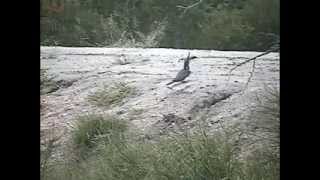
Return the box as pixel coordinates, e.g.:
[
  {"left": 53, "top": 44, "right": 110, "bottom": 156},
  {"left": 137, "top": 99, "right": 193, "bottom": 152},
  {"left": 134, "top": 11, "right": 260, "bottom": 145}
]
[
  {"left": 64, "top": 53, "right": 121, "bottom": 57},
  {"left": 56, "top": 79, "right": 77, "bottom": 88},
  {"left": 190, "top": 92, "right": 235, "bottom": 115},
  {"left": 117, "top": 71, "right": 166, "bottom": 76}
]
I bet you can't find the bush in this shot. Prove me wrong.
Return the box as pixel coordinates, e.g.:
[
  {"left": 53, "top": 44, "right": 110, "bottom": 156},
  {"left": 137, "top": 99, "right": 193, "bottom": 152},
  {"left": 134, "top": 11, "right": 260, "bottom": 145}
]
[
  {"left": 248, "top": 86, "right": 280, "bottom": 154},
  {"left": 244, "top": 148, "right": 279, "bottom": 180},
  {"left": 42, "top": 128, "right": 279, "bottom": 180},
  {"left": 40, "top": 0, "right": 279, "bottom": 51},
  {"left": 143, "top": 133, "right": 243, "bottom": 180},
  {"left": 41, "top": 86, "right": 280, "bottom": 180},
  {"left": 199, "top": 9, "right": 255, "bottom": 50},
  {"left": 40, "top": 126, "right": 62, "bottom": 180},
  {"left": 239, "top": 85, "right": 280, "bottom": 180},
  {"left": 71, "top": 114, "right": 128, "bottom": 159}
]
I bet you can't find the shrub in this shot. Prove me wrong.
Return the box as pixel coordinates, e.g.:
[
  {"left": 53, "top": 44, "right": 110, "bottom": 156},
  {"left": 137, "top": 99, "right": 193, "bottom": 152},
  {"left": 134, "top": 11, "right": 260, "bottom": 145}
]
[
  {"left": 42, "top": 128, "right": 279, "bottom": 180},
  {"left": 244, "top": 148, "right": 279, "bottom": 180},
  {"left": 239, "top": 85, "right": 280, "bottom": 180},
  {"left": 41, "top": 0, "right": 279, "bottom": 50},
  {"left": 249, "top": 86, "right": 280, "bottom": 154},
  {"left": 40, "top": 126, "right": 62, "bottom": 180},
  {"left": 41, "top": 86, "right": 280, "bottom": 180},
  {"left": 71, "top": 114, "right": 128, "bottom": 159}
]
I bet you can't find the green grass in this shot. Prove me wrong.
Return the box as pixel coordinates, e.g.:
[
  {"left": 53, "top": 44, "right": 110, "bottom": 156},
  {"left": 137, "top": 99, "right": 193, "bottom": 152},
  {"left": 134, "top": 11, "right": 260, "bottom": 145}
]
[
  {"left": 42, "top": 118, "right": 279, "bottom": 180},
  {"left": 41, "top": 87, "right": 279, "bottom": 180},
  {"left": 87, "top": 82, "right": 135, "bottom": 108},
  {"left": 71, "top": 114, "right": 128, "bottom": 159},
  {"left": 41, "top": 126, "right": 62, "bottom": 180},
  {"left": 249, "top": 86, "right": 280, "bottom": 156}
]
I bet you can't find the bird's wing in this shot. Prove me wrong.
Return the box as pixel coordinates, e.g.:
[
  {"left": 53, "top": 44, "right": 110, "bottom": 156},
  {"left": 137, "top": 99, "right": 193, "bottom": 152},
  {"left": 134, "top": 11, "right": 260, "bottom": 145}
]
[{"left": 174, "top": 70, "right": 190, "bottom": 81}]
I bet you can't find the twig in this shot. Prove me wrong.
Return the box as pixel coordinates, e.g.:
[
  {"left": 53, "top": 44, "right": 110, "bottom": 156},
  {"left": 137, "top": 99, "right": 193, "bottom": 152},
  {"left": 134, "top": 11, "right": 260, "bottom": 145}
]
[
  {"left": 244, "top": 58, "right": 256, "bottom": 89},
  {"left": 177, "top": 0, "right": 203, "bottom": 17},
  {"left": 225, "top": 43, "right": 279, "bottom": 90},
  {"left": 228, "top": 49, "right": 274, "bottom": 74}
]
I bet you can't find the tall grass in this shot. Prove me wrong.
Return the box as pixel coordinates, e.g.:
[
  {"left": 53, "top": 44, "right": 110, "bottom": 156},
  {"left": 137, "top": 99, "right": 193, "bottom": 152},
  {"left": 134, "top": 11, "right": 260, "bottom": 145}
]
[
  {"left": 41, "top": 85, "right": 279, "bottom": 180},
  {"left": 42, "top": 115, "right": 279, "bottom": 180},
  {"left": 248, "top": 86, "right": 280, "bottom": 156},
  {"left": 70, "top": 114, "right": 128, "bottom": 159},
  {"left": 40, "top": 126, "right": 62, "bottom": 180}
]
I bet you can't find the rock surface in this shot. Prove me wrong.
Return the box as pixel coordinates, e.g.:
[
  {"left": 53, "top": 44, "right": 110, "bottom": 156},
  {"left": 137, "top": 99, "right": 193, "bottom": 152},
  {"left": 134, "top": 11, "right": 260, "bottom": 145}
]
[{"left": 41, "top": 46, "right": 279, "bottom": 145}]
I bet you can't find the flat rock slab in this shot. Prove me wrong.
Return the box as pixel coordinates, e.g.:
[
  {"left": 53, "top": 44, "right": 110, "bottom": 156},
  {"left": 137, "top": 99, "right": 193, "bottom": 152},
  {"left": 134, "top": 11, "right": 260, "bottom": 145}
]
[{"left": 41, "top": 47, "right": 279, "bottom": 143}]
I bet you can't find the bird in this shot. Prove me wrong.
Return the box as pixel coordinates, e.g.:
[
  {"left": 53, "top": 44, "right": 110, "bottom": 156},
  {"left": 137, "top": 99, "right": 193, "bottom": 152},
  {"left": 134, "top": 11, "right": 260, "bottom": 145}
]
[
  {"left": 166, "top": 54, "right": 197, "bottom": 85},
  {"left": 181, "top": 55, "right": 197, "bottom": 70},
  {"left": 166, "top": 68, "right": 191, "bottom": 85}
]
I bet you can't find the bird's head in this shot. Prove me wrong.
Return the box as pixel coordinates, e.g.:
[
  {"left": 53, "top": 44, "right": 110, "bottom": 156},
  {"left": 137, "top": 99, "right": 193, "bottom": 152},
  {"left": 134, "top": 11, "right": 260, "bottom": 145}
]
[{"left": 178, "top": 56, "right": 198, "bottom": 62}]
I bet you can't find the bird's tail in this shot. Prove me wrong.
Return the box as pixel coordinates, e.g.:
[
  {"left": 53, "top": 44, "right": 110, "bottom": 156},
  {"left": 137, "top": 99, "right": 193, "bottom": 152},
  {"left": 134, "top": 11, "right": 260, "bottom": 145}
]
[{"left": 166, "top": 81, "right": 174, "bottom": 85}]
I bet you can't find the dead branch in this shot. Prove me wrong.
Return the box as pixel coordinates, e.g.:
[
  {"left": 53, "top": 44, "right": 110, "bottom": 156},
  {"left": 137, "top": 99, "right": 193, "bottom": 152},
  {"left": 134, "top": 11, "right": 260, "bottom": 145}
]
[
  {"left": 226, "top": 42, "right": 279, "bottom": 90},
  {"left": 229, "top": 49, "right": 272, "bottom": 74},
  {"left": 244, "top": 58, "right": 256, "bottom": 89},
  {"left": 229, "top": 43, "right": 279, "bottom": 74},
  {"left": 177, "top": 0, "right": 203, "bottom": 17}
]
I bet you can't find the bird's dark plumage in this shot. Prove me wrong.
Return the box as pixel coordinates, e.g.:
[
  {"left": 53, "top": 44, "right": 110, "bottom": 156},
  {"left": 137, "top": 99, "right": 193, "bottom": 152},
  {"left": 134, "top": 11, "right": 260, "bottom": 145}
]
[
  {"left": 167, "top": 53, "right": 196, "bottom": 85},
  {"left": 166, "top": 69, "right": 191, "bottom": 85}
]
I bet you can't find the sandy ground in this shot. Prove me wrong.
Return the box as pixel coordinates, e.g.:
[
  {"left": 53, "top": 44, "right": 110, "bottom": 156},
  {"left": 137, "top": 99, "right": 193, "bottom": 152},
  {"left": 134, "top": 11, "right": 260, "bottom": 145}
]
[{"left": 41, "top": 46, "right": 279, "bottom": 153}]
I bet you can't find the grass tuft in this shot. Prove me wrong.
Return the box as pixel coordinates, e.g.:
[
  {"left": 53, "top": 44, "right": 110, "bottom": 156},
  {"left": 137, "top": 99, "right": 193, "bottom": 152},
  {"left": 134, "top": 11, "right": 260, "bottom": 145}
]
[
  {"left": 41, "top": 87, "right": 279, "bottom": 180},
  {"left": 71, "top": 114, "right": 128, "bottom": 159},
  {"left": 42, "top": 125, "right": 279, "bottom": 180},
  {"left": 88, "top": 82, "right": 135, "bottom": 108}
]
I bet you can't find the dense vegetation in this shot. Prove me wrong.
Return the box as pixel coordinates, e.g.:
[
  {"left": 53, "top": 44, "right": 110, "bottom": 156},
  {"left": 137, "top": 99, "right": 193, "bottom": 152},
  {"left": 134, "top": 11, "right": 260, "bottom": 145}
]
[
  {"left": 41, "top": 118, "right": 279, "bottom": 180},
  {"left": 41, "top": 87, "right": 279, "bottom": 180},
  {"left": 41, "top": 0, "right": 279, "bottom": 51}
]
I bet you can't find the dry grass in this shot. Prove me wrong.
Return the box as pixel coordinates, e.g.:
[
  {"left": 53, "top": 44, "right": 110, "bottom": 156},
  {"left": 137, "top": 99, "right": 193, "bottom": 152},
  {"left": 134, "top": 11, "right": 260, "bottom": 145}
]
[{"left": 87, "top": 82, "right": 135, "bottom": 108}]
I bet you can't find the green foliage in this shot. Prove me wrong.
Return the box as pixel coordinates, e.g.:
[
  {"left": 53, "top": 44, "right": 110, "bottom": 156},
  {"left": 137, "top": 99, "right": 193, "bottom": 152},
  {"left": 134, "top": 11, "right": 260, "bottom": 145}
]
[
  {"left": 41, "top": 0, "right": 279, "bottom": 51},
  {"left": 87, "top": 82, "right": 135, "bottom": 108},
  {"left": 42, "top": 128, "right": 279, "bottom": 180},
  {"left": 199, "top": 8, "right": 255, "bottom": 50},
  {"left": 144, "top": 133, "right": 242, "bottom": 180},
  {"left": 71, "top": 114, "right": 128, "bottom": 158},
  {"left": 250, "top": 86, "right": 280, "bottom": 153},
  {"left": 41, "top": 66, "right": 280, "bottom": 180},
  {"left": 40, "top": 126, "right": 62, "bottom": 180},
  {"left": 244, "top": 149, "right": 279, "bottom": 180},
  {"left": 243, "top": 0, "right": 280, "bottom": 34}
]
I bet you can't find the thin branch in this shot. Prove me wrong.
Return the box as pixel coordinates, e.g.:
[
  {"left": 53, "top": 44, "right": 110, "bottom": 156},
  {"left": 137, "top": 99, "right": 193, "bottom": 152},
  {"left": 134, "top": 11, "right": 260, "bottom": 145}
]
[
  {"left": 225, "top": 43, "right": 279, "bottom": 90},
  {"left": 229, "top": 41, "right": 279, "bottom": 74},
  {"left": 229, "top": 49, "right": 273, "bottom": 74},
  {"left": 244, "top": 58, "right": 256, "bottom": 89},
  {"left": 177, "top": 0, "right": 203, "bottom": 17}
]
